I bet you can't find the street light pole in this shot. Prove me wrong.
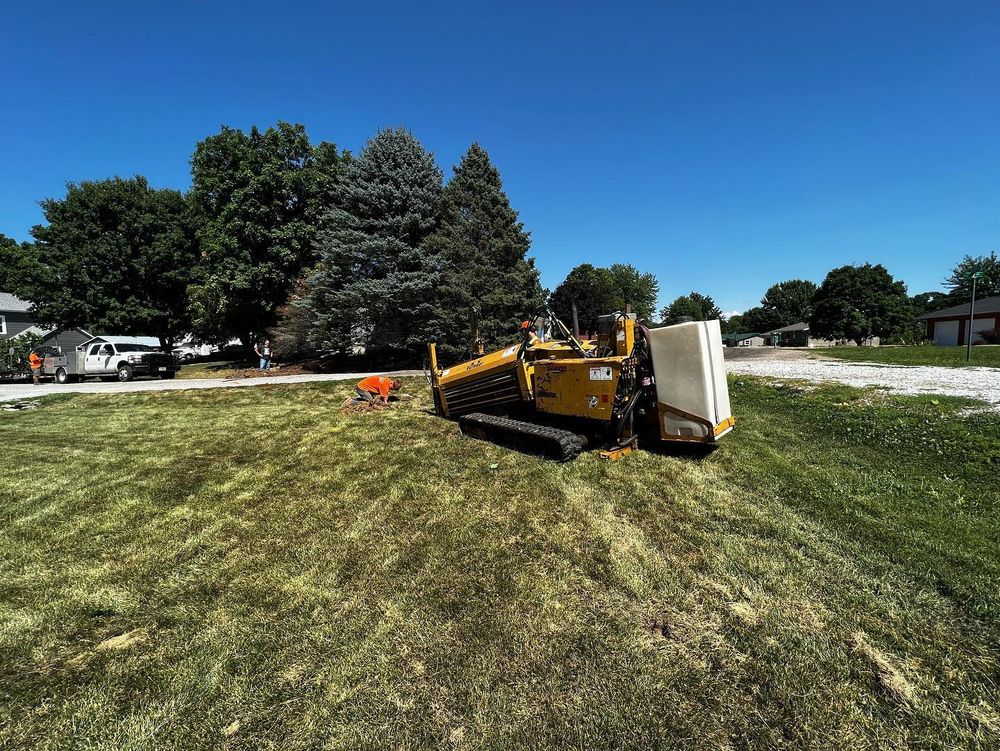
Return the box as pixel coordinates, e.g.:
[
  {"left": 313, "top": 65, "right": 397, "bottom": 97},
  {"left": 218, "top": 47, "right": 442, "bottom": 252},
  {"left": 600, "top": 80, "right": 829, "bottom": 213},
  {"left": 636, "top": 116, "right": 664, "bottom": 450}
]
[{"left": 966, "top": 272, "right": 983, "bottom": 362}]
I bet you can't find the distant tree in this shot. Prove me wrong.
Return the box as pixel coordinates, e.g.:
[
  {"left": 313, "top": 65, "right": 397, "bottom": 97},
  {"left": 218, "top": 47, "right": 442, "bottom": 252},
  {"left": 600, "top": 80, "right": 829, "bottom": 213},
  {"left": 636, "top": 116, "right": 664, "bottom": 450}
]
[
  {"left": 659, "top": 291, "right": 722, "bottom": 325},
  {"left": 188, "top": 122, "right": 348, "bottom": 350},
  {"left": 308, "top": 128, "right": 443, "bottom": 362},
  {"left": 761, "top": 279, "right": 817, "bottom": 327},
  {"left": 810, "top": 264, "right": 910, "bottom": 345},
  {"left": 426, "top": 143, "right": 543, "bottom": 361},
  {"left": 0, "top": 234, "right": 43, "bottom": 297},
  {"left": 549, "top": 264, "right": 619, "bottom": 333},
  {"left": 910, "top": 291, "right": 945, "bottom": 317},
  {"left": 944, "top": 251, "right": 1000, "bottom": 301},
  {"left": 905, "top": 291, "right": 946, "bottom": 342},
  {"left": 742, "top": 306, "right": 780, "bottom": 332},
  {"left": 723, "top": 305, "right": 777, "bottom": 333},
  {"left": 606, "top": 263, "right": 659, "bottom": 322},
  {"left": 29, "top": 177, "right": 198, "bottom": 349}
]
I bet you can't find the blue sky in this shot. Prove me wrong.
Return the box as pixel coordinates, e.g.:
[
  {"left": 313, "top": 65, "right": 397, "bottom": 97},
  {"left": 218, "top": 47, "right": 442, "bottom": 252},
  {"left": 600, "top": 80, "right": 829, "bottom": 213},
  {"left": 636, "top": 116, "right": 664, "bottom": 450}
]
[{"left": 2, "top": 1, "right": 998, "bottom": 314}]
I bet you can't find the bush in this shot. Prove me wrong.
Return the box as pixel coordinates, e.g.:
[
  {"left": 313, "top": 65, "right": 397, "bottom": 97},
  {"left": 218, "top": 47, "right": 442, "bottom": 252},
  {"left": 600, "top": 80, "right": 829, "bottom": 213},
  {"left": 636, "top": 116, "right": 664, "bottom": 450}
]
[
  {"left": 2, "top": 331, "right": 43, "bottom": 370},
  {"left": 978, "top": 327, "right": 1000, "bottom": 345}
]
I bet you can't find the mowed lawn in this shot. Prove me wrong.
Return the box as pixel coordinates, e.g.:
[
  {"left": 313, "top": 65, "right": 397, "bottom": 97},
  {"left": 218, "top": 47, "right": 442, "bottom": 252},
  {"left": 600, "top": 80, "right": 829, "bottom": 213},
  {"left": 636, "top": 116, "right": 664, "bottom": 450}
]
[
  {"left": 822, "top": 344, "right": 1000, "bottom": 367},
  {"left": 1, "top": 378, "right": 998, "bottom": 750}
]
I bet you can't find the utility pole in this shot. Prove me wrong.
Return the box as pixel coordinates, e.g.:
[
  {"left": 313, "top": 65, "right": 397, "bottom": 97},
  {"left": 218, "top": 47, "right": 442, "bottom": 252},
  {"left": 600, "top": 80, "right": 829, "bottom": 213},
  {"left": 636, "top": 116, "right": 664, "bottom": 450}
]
[
  {"left": 571, "top": 300, "right": 580, "bottom": 337},
  {"left": 966, "top": 271, "right": 983, "bottom": 362}
]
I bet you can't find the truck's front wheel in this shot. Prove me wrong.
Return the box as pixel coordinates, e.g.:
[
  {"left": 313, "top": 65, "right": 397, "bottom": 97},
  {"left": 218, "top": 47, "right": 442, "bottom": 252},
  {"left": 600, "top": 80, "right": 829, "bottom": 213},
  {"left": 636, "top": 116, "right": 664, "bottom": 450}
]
[{"left": 117, "top": 364, "right": 134, "bottom": 382}]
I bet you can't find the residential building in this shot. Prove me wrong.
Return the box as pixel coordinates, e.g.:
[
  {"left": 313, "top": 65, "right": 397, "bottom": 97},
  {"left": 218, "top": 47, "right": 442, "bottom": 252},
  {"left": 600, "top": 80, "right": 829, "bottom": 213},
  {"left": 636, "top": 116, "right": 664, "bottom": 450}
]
[
  {"left": 761, "top": 322, "right": 880, "bottom": 347},
  {"left": 917, "top": 295, "right": 1000, "bottom": 346},
  {"left": 0, "top": 292, "right": 44, "bottom": 341},
  {"left": 722, "top": 332, "right": 764, "bottom": 347}
]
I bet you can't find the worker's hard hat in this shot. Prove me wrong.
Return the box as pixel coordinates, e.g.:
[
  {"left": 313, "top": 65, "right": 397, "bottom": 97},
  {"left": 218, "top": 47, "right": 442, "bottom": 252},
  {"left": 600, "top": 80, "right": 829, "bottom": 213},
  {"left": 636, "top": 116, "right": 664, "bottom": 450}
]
[{"left": 520, "top": 320, "right": 532, "bottom": 329}]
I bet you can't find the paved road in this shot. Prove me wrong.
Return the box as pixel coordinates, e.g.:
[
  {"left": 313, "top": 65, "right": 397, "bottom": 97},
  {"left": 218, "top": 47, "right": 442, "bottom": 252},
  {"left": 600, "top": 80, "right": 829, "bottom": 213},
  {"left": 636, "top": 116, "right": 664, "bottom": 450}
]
[
  {"left": 725, "top": 355, "right": 1000, "bottom": 410},
  {"left": 0, "top": 371, "right": 422, "bottom": 403}
]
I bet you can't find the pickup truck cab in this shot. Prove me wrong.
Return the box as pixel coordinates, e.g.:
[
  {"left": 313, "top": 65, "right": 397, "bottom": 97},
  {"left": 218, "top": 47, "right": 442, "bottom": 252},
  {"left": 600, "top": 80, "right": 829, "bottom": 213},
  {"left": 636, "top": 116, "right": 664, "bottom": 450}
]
[
  {"left": 44, "top": 339, "right": 179, "bottom": 383},
  {"left": 78, "top": 341, "right": 179, "bottom": 382}
]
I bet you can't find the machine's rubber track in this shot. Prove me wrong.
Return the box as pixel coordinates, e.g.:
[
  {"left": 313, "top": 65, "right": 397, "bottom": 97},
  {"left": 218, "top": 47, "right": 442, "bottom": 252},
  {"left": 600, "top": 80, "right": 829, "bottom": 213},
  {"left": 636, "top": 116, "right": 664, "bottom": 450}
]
[{"left": 458, "top": 412, "right": 587, "bottom": 462}]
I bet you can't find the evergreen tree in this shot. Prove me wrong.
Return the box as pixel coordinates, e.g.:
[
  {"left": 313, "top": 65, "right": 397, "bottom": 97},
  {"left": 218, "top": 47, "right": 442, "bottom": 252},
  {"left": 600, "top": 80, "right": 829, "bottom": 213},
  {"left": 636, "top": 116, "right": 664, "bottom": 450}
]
[
  {"left": 308, "top": 128, "right": 443, "bottom": 362},
  {"left": 426, "top": 143, "right": 543, "bottom": 361},
  {"left": 188, "top": 122, "right": 347, "bottom": 349}
]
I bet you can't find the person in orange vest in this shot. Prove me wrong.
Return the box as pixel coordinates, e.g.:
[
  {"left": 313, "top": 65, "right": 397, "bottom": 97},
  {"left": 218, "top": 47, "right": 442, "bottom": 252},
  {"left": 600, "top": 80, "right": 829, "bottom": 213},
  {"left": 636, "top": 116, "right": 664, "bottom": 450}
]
[
  {"left": 28, "top": 350, "right": 43, "bottom": 385},
  {"left": 355, "top": 375, "right": 401, "bottom": 405},
  {"left": 520, "top": 320, "right": 541, "bottom": 346}
]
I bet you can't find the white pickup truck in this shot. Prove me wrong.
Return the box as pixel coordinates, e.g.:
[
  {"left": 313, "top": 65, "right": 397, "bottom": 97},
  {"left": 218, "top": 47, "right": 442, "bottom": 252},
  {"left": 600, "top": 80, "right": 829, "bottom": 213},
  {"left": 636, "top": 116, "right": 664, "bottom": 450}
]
[{"left": 49, "top": 339, "right": 181, "bottom": 383}]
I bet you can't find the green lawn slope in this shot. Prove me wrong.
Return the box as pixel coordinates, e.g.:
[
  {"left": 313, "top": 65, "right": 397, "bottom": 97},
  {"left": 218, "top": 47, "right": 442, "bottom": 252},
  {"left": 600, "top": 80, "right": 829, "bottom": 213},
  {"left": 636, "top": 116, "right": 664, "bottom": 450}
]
[{"left": 1, "top": 377, "right": 997, "bottom": 750}]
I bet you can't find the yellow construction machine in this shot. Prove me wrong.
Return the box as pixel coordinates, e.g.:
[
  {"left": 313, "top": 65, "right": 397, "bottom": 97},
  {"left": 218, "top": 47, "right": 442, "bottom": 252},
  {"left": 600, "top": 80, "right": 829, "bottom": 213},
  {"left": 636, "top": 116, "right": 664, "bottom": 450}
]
[{"left": 428, "top": 311, "right": 734, "bottom": 461}]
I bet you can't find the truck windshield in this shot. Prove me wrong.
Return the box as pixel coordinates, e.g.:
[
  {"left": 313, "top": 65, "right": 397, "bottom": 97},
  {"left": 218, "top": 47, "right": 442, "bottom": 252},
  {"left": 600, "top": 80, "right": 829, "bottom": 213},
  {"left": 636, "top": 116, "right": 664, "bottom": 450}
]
[{"left": 114, "top": 344, "right": 158, "bottom": 352}]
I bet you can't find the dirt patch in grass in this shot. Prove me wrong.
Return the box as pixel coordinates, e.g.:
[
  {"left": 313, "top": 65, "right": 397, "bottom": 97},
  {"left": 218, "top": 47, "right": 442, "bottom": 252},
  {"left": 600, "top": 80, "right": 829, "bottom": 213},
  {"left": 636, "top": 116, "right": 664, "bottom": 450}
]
[{"left": 850, "top": 631, "right": 917, "bottom": 705}]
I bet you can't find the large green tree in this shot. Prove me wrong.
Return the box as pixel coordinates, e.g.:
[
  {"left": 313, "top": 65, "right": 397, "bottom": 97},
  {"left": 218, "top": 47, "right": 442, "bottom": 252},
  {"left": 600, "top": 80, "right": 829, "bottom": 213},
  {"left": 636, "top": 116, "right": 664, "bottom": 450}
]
[
  {"left": 810, "top": 264, "right": 910, "bottom": 345},
  {"left": 188, "top": 122, "right": 347, "bottom": 348},
  {"left": 549, "top": 264, "right": 619, "bottom": 333},
  {"left": 944, "top": 251, "right": 1000, "bottom": 301},
  {"left": 425, "top": 143, "right": 543, "bottom": 361},
  {"left": 549, "top": 263, "right": 660, "bottom": 333},
  {"left": 0, "top": 234, "right": 43, "bottom": 297},
  {"left": 308, "top": 128, "right": 443, "bottom": 362},
  {"left": 659, "top": 292, "right": 722, "bottom": 325},
  {"left": 761, "top": 279, "right": 817, "bottom": 327},
  {"left": 28, "top": 177, "right": 197, "bottom": 348},
  {"left": 606, "top": 263, "right": 659, "bottom": 322}
]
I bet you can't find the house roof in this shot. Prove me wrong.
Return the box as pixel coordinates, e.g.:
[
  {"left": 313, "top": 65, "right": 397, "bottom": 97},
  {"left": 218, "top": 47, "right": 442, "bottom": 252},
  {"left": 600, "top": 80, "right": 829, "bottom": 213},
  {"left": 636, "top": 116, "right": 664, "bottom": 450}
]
[
  {"left": 762, "top": 322, "right": 810, "bottom": 335},
  {"left": 85, "top": 335, "right": 162, "bottom": 347},
  {"left": 917, "top": 295, "right": 1000, "bottom": 320},
  {"left": 724, "top": 332, "right": 762, "bottom": 341},
  {"left": 0, "top": 292, "right": 32, "bottom": 313}
]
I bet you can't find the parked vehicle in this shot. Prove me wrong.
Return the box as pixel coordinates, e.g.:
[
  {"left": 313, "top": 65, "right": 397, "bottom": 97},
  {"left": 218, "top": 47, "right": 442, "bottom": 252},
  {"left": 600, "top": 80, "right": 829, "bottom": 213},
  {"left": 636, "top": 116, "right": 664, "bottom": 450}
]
[
  {"left": 171, "top": 343, "right": 220, "bottom": 361},
  {"left": 47, "top": 337, "right": 181, "bottom": 383}
]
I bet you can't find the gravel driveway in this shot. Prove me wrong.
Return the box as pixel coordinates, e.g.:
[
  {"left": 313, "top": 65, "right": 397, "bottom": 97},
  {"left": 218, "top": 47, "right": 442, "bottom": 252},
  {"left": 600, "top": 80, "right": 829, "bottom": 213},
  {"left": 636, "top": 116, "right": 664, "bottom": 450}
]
[
  {"left": 0, "top": 371, "right": 421, "bottom": 404},
  {"left": 725, "top": 355, "right": 1000, "bottom": 410}
]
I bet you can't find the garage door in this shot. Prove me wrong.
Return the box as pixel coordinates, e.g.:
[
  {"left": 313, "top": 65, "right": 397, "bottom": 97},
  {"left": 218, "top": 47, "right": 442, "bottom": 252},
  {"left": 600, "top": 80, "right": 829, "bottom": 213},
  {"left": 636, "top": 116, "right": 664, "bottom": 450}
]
[
  {"left": 933, "top": 320, "right": 959, "bottom": 346},
  {"left": 971, "top": 318, "right": 996, "bottom": 343}
]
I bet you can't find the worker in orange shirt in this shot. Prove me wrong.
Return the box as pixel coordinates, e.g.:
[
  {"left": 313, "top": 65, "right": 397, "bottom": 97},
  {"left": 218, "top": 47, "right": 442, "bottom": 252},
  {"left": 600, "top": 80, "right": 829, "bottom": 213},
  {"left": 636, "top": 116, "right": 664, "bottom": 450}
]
[
  {"left": 28, "top": 350, "right": 43, "bottom": 385},
  {"left": 355, "top": 375, "right": 401, "bottom": 405},
  {"left": 520, "top": 320, "right": 541, "bottom": 346}
]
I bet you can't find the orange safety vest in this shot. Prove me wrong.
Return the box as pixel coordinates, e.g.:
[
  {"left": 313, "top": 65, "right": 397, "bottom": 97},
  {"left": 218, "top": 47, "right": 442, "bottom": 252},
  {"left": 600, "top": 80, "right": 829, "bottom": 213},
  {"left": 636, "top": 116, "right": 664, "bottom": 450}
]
[
  {"left": 28, "top": 353, "right": 42, "bottom": 369},
  {"left": 357, "top": 376, "right": 392, "bottom": 399}
]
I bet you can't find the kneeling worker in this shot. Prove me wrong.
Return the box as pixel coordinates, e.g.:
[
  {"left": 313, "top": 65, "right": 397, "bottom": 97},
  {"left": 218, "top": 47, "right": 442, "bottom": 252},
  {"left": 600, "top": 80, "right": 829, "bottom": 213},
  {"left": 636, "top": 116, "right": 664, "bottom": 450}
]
[{"left": 355, "top": 375, "right": 401, "bottom": 405}]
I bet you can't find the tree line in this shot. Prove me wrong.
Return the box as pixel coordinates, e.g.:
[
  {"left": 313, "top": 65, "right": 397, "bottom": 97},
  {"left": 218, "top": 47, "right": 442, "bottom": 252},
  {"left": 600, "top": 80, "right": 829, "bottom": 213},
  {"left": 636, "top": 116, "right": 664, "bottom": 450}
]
[
  {"left": 0, "top": 125, "right": 546, "bottom": 364},
  {"left": 1, "top": 120, "right": 995, "bottom": 361},
  {"left": 662, "top": 254, "right": 998, "bottom": 345}
]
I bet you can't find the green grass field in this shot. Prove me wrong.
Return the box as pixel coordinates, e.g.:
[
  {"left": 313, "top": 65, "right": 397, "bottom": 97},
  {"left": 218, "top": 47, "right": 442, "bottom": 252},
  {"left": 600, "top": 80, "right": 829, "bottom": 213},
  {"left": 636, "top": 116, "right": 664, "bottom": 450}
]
[
  {"left": 822, "top": 344, "right": 1000, "bottom": 367},
  {"left": 175, "top": 360, "right": 252, "bottom": 379},
  {"left": 1, "top": 378, "right": 998, "bottom": 750}
]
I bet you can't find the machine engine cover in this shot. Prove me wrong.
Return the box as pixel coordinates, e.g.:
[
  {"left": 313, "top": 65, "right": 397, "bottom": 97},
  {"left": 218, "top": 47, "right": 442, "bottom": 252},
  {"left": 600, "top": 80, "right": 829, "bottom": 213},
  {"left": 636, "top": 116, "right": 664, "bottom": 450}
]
[{"left": 533, "top": 358, "right": 622, "bottom": 420}]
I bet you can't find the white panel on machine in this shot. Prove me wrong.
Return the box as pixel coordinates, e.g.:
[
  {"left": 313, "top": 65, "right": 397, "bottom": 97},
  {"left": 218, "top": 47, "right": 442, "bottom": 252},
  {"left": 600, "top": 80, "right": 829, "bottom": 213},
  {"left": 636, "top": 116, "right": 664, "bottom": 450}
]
[{"left": 647, "top": 320, "right": 733, "bottom": 441}]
